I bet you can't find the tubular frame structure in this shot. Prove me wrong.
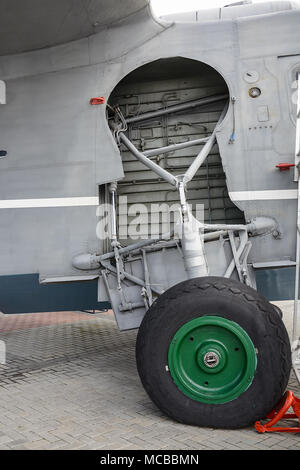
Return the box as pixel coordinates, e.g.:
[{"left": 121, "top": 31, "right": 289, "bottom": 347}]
[{"left": 66, "top": 94, "right": 278, "bottom": 323}]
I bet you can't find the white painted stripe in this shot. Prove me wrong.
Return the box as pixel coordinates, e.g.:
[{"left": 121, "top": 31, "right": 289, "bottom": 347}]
[
  {"left": 0, "top": 196, "right": 99, "bottom": 209},
  {"left": 0, "top": 191, "right": 296, "bottom": 207},
  {"left": 229, "top": 189, "right": 298, "bottom": 201},
  {"left": 0, "top": 80, "right": 6, "bottom": 105}
]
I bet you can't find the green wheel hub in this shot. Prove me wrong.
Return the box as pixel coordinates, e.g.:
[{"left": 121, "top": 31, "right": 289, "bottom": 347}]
[{"left": 168, "top": 316, "right": 257, "bottom": 404}]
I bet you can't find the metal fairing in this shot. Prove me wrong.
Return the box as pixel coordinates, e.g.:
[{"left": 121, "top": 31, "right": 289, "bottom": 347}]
[{"left": 0, "top": 1, "right": 300, "bottom": 328}]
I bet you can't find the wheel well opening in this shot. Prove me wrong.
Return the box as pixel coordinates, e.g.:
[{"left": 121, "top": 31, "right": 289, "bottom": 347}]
[{"left": 107, "top": 56, "right": 244, "bottom": 243}]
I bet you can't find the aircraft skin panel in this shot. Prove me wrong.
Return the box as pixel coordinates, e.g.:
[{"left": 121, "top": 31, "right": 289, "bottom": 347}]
[
  {"left": 0, "top": 0, "right": 151, "bottom": 56},
  {"left": 0, "top": 273, "right": 108, "bottom": 314}
]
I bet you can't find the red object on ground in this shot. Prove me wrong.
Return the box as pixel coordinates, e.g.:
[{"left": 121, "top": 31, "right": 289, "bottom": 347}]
[
  {"left": 255, "top": 391, "right": 300, "bottom": 433},
  {"left": 276, "top": 163, "right": 295, "bottom": 171},
  {"left": 90, "top": 96, "right": 105, "bottom": 105}
]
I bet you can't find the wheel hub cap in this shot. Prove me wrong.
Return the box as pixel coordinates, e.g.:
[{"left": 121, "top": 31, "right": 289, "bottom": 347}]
[
  {"left": 203, "top": 351, "right": 220, "bottom": 368},
  {"left": 168, "top": 316, "right": 257, "bottom": 404}
]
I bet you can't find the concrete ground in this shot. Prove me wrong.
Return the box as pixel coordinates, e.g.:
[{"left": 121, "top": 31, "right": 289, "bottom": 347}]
[{"left": 0, "top": 302, "right": 299, "bottom": 451}]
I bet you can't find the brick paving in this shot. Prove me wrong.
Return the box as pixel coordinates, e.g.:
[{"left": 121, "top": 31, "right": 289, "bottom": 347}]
[{"left": 0, "top": 306, "right": 299, "bottom": 450}]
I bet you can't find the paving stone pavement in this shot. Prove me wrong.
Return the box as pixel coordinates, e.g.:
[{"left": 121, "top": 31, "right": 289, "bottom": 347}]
[{"left": 0, "top": 306, "right": 299, "bottom": 451}]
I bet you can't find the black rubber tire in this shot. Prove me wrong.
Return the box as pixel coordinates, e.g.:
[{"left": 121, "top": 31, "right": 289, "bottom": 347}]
[
  {"left": 272, "top": 304, "right": 283, "bottom": 319},
  {"left": 136, "top": 276, "right": 291, "bottom": 429}
]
